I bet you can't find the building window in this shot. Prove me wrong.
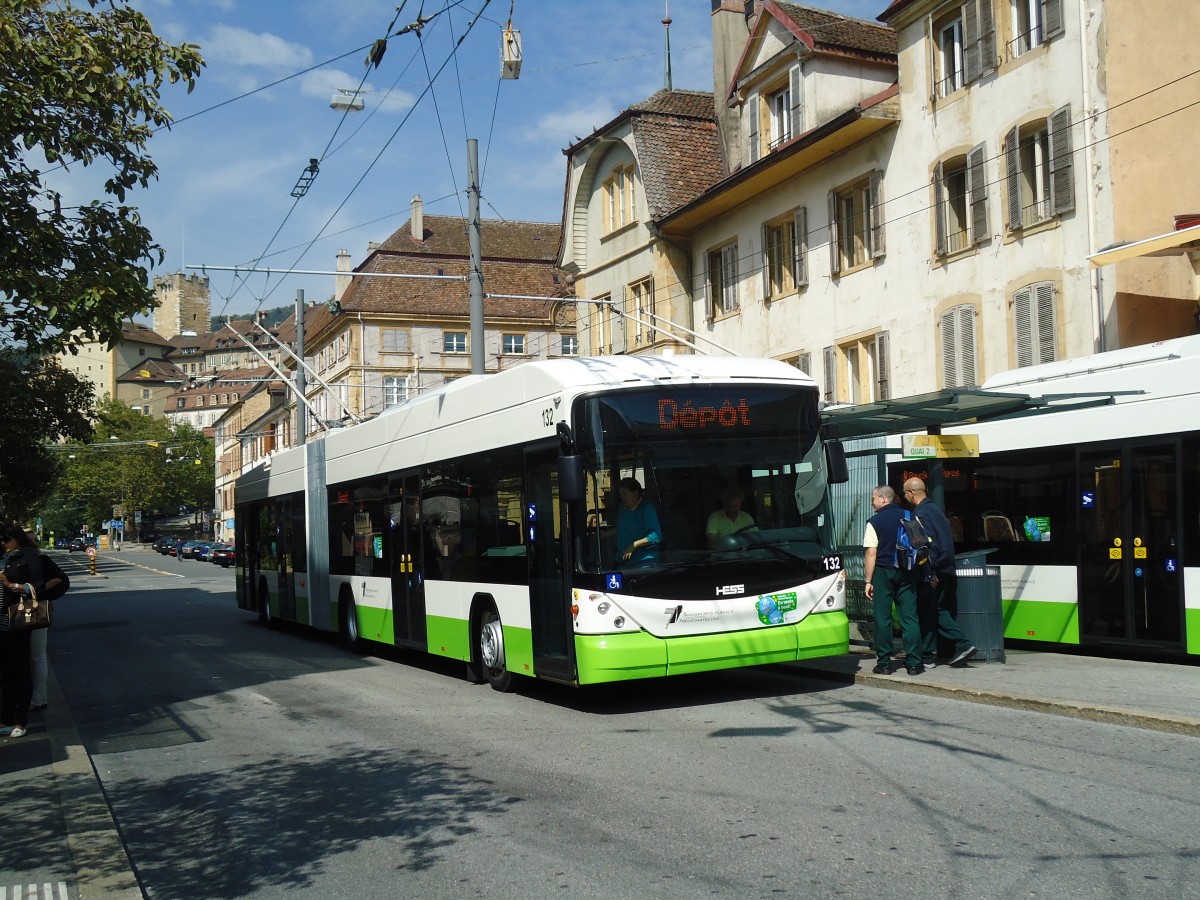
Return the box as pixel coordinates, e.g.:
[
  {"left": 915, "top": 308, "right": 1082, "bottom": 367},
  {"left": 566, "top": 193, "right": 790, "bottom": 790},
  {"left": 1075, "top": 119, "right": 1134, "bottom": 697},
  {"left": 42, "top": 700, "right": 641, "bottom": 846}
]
[
  {"left": 561, "top": 335, "right": 578, "bottom": 356},
  {"left": 603, "top": 164, "right": 637, "bottom": 233},
  {"left": 935, "top": 145, "right": 988, "bottom": 256},
  {"left": 141, "top": 405, "right": 150, "bottom": 415},
  {"left": 940, "top": 304, "right": 978, "bottom": 387},
  {"left": 383, "top": 375, "right": 405, "bottom": 408},
  {"left": 592, "top": 293, "right": 614, "bottom": 355},
  {"left": 783, "top": 352, "right": 812, "bottom": 376},
  {"left": 935, "top": 11, "right": 965, "bottom": 97},
  {"left": 177, "top": 398, "right": 186, "bottom": 410},
  {"left": 761, "top": 208, "right": 808, "bottom": 300},
  {"left": 382, "top": 328, "right": 410, "bottom": 353},
  {"left": 829, "top": 173, "right": 884, "bottom": 274},
  {"left": 766, "top": 67, "right": 802, "bottom": 150},
  {"left": 626, "top": 277, "right": 653, "bottom": 346},
  {"left": 141, "top": 388, "right": 150, "bottom": 399},
  {"left": 444, "top": 332, "right": 467, "bottom": 354},
  {"left": 501, "top": 333, "right": 525, "bottom": 355},
  {"left": 823, "top": 332, "right": 890, "bottom": 404},
  {"left": 706, "top": 242, "right": 739, "bottom": 318},
  {"left": 220, "top": 393, "right": 228, "bottom": 405},
  {"left": 1004, "top": 106, "right": 1073, "bottom": 231},
  {"left": 232, "top": 393, "right": 239, "bottom": 403},
  {"left": 1008, "top": 0, "right": 1063, "bottom": 58},
  {"left": 338, "top": 333, "right": 348, "bottom": 359},
  {"left": 1013, "top": 281, "right": 1057, "bottom": 367}
]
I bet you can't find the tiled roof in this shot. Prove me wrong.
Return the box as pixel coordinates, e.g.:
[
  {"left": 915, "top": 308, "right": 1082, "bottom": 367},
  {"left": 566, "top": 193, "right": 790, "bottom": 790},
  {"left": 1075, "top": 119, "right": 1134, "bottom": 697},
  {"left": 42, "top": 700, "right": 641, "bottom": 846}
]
[
  {"left": 121, "top": 322, "right": 171, "bottom": 348},
  {"left": 772, "top": 2, "right": 897, "bottom": 58},
  {"left": 630, "top": 89, "right": 720, "bottom": 120},
  {"left": 377, "top": 215, "right": 561, "bottom": 262},
  {"left": 116, "top": 358, "right": 184, "bottom": 383},
  {"left": 633, "top": 113, "right": 726, "bottom": 220},
  {"left": 335, "top": 256, "right": 569, "bottom": 322}
]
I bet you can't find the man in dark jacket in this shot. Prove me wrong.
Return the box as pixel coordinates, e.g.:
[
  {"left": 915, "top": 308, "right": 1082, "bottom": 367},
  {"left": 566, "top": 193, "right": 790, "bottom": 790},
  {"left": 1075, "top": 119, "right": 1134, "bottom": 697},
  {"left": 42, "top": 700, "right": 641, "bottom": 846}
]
[
  {"left": 863, "top": 485, "right": 924, "bottom": 675},
  {"left": 903, "top": 478, "right": 977, "bottom": 668}
]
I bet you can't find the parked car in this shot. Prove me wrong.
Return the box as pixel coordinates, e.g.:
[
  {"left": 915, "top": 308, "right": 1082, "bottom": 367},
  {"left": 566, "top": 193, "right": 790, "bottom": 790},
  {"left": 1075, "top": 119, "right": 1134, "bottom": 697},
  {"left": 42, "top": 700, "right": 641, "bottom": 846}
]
[
  {"left": 54, "top": 537, "right": 69, "bottom": 550},
  {"left": 68, "top": 537, "right": 87, "bottom": 552},
  {"left": 209, "top": 543, "right": 235, "bottom": 568},
  {"left": 195, "top": 542, "right": 215, "bottom": 562},
  {"left": 153, "top": 536, "right": 173, "bottom": 554}
]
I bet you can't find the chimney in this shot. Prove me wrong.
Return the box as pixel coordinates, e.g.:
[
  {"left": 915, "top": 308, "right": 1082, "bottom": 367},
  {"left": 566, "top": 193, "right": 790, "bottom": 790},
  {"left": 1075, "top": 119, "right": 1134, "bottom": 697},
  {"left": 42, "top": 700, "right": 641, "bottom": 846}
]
[
  {"left": 411, "top": 194, "right": 424, "bottom": 242},
  {"left": 335, "top": 248, "right": 352, "bottom": 303},
  {"left": 712, "top": 0, "right": 753, "bottom": 171}
]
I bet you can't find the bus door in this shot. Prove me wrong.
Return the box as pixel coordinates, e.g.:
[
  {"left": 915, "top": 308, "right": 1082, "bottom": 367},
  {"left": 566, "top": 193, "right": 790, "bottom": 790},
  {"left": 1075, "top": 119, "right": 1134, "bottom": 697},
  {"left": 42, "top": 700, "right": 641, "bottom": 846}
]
[
  {"left": 388, "top": 474, "right": 426, "bottom": 648},
  {"left": 526, "top": 446, "right": 573, "bottom": 681},
  {"left": 1078, "top": 441, "right": 1183, "bottom": 649}
]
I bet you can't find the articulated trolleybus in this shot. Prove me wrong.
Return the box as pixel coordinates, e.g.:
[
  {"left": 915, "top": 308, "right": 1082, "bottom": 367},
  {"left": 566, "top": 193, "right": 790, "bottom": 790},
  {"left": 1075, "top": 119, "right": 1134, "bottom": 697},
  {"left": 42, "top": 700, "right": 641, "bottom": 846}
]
[{"left": 235, "top": 356, "right": 849, "bottom": 690}]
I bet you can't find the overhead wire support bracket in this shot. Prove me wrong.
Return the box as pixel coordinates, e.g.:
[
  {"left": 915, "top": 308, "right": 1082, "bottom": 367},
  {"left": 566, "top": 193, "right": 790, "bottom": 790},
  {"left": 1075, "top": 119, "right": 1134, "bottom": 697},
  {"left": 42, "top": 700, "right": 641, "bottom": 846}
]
[{"left": 291, "top": 158, "right": 320, "bottom": 198}]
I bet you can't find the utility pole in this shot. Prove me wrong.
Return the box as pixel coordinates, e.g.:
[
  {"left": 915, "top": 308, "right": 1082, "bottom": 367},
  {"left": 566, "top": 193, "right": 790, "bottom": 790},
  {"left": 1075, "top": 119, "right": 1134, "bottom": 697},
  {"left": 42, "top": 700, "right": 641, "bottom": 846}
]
[
  {"left": 295, "top": 289, "right": 306, "bottom": 446},
  {"left": 467, "top": 138, "right": 485, "bottom": 376}
]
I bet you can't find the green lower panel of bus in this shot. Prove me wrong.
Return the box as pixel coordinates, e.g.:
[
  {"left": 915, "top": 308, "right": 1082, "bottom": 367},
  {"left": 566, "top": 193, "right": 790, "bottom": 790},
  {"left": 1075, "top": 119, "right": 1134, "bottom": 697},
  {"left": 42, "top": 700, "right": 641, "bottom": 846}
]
[
  {"left": 575, "top": 612, "right": 850, "bottom": 685},
  {"left": 427, "top": 614, "right": 469, "bottom": 660},
  {"left": 1002, "top": 599, "right": 1079, "bottom": 645},
  {"left": 1187, "top": 609, "right": 1200, "bottom": 656}
]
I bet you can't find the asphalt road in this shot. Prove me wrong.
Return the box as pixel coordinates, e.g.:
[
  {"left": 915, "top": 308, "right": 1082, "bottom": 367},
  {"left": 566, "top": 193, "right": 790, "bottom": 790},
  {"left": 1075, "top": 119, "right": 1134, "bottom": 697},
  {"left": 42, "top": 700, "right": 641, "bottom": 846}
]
[{"left": 45, "top": 550, "right": 1200, "bottom": 899}]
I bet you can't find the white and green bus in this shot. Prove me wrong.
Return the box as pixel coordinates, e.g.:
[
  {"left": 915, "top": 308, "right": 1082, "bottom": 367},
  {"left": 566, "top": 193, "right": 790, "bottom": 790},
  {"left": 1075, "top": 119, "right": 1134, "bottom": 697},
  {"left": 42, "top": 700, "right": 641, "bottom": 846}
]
[{"left": 235, "top": 355, "right": 850, "bottom": 690}]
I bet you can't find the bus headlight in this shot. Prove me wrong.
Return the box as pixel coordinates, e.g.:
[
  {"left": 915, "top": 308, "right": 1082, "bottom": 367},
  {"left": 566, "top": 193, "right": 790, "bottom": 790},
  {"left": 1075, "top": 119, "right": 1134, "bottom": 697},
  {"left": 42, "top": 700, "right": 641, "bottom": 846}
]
[
  {"left": 597, "top": 602, "right": 610, "bottom": 615},
  {"left": 613, "top": 616, "right": 625, "bottom": 628}
]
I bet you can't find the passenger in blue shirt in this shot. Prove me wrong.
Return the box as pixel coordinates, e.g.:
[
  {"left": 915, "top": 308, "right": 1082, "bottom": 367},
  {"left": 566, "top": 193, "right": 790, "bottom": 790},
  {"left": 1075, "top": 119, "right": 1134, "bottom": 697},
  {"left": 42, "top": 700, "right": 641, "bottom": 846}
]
[{"left": 615, "top": 477, "right": 662, "bottom": 565}]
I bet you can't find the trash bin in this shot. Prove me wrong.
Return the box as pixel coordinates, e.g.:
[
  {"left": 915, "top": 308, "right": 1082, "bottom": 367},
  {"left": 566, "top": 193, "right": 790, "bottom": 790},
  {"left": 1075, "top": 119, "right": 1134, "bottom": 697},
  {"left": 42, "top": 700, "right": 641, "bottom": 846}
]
[{"left": 953, "top": 548, "right": 1005, "bottom": 663}]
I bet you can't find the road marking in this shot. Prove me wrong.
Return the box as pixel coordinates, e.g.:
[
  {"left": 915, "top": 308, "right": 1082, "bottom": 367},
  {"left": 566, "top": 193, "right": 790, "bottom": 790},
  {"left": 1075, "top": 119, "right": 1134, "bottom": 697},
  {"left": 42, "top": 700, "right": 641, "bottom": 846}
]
[
  {"left": 107, "top": 556, "right": 186, "bottom": 578},
  {"left": 1, "top": 884, "right": 70, "bottom": 900}
]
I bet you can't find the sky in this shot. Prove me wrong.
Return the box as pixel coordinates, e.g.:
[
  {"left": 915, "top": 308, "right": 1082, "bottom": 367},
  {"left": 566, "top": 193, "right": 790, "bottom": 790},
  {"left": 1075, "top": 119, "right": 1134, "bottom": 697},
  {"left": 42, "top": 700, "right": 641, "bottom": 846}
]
[{"left": 49, "top": 0, "right": 887, "bottom": 322}]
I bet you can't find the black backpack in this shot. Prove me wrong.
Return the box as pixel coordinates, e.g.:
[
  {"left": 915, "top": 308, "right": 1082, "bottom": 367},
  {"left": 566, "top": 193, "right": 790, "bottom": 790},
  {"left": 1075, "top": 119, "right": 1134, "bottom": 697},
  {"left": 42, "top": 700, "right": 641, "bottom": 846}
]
[{"left": 41, "top": 553, "right": 70, "bottom": 601}]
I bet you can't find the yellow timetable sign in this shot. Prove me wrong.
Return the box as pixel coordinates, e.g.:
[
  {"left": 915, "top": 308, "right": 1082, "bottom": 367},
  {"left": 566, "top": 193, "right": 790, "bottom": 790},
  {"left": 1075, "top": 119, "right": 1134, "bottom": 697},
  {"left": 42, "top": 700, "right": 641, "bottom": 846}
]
[{"left": 902, "top": 434, "right": 980, "bottom": 459}]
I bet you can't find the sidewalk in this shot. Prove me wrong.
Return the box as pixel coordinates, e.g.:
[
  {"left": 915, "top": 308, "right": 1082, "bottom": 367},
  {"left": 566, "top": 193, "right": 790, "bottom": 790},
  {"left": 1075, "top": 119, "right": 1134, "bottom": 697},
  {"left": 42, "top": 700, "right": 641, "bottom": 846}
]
[
  {"left": 0, "top": 667, "right": 139, "bottom": 899},
  {"left": 789, "top": 646, "right": 1200, "bottom": 737}
]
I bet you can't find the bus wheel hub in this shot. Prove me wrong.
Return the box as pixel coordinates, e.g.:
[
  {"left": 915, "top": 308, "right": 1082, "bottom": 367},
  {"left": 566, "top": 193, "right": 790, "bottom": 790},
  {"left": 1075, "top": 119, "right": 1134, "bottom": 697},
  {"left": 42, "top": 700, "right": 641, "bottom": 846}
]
[{"left": 481, "top": 618, "right": 505, "bottom": 670}]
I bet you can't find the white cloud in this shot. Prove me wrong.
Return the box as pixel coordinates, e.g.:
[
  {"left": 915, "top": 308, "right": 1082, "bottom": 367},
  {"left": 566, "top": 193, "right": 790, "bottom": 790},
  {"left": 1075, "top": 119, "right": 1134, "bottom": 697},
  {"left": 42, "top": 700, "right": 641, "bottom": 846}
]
[{"left": 203, "top": 24, "right": 313, "bottom": 71}]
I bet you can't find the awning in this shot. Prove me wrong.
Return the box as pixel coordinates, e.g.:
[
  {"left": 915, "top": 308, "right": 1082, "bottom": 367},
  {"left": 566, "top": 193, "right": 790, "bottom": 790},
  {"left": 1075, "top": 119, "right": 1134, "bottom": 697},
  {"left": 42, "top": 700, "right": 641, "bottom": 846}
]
[
  {"left": 821, "top": 388, "right": 1124, "bottom": 440},
  {"left": 1087, "top": 223, "right": 1200, "bottom": 267}
]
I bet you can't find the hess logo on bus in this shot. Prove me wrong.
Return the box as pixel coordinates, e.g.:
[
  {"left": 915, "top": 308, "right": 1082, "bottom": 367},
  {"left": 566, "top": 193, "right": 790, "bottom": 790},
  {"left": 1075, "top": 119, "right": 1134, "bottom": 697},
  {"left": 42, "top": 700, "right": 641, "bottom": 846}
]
[{"left": 715, "top": 583, "right": 745, "bottom": 596}]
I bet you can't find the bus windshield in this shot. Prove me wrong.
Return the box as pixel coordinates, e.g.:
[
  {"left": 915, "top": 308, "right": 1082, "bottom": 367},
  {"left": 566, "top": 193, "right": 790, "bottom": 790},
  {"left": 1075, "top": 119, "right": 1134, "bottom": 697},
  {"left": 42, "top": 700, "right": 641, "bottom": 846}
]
[{"left": 574, "top": 385, "right": 832, "bottom": 576}]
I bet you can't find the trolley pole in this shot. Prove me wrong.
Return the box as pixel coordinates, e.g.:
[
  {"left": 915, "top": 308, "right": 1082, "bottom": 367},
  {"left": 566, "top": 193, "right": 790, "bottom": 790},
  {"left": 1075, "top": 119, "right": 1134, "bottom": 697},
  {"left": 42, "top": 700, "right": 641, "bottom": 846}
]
[
  {"left": 295, "top": 289, "right": 306, "bottom": 446},
  {"left": 467, "top": 138, "right": 485, "bottom": 376}
]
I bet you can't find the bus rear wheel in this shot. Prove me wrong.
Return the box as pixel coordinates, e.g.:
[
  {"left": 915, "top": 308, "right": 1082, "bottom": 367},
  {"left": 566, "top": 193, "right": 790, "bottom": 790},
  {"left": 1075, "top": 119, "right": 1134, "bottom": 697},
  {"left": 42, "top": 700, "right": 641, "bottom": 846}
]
[
  {"left": 478, "top": 604, "right": 513, "bottom": 692},
  {"left": 258, "top": 578, "right": 275, "bottom": 628}
]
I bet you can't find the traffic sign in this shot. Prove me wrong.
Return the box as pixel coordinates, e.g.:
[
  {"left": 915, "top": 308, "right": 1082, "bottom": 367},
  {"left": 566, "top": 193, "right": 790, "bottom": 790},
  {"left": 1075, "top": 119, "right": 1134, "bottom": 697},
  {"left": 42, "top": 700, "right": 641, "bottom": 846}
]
[{"left": 85, "top": 546, "right": 97, "bottom": 558}]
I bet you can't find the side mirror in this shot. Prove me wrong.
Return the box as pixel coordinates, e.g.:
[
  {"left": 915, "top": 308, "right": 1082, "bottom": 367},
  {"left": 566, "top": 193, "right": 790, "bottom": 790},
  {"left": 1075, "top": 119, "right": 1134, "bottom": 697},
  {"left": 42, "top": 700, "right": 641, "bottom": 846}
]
[
  {"left": 558, "top": 455, "right": 585, "bottom": 502},
  {"left": 825, "top": 440, "right": 849, "bottom": 485}
]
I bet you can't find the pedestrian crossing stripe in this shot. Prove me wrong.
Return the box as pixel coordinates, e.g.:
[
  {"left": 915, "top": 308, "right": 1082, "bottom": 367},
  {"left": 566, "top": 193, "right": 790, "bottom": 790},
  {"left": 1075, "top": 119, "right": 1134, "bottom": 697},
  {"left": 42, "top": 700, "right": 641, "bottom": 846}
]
[{"left": 1, "top": 884, "right": 69, "bottom": 900}]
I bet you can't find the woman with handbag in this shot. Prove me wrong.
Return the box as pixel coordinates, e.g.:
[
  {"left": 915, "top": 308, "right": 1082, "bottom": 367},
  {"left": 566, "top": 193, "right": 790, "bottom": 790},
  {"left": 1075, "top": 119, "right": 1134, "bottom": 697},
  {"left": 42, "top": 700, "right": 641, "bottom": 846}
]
[{"left": 0, "top": 526, "right": 48, "bottom": 738}]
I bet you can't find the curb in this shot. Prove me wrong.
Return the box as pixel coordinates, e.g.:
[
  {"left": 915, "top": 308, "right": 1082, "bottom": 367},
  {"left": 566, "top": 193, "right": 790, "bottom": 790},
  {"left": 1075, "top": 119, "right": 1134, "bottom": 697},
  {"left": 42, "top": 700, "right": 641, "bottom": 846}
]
[
  {"left": 794, "top": 664, "right": 1200, "bottom": 737},
  {"left": 45, "top": 667, "right": 141, "bottom": 899}
]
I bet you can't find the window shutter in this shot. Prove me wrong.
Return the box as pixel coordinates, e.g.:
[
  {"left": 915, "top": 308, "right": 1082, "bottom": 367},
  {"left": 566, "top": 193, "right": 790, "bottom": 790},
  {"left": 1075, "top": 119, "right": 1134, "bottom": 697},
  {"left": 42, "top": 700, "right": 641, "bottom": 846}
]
[
  {"left": 616, "top": 284, "right": 629, "bottom": 354},
  {"left": 1048, "top": 104, "right": 1075, "bottom": 215},
  {"left": 700, "top": 264, "right": 713, "bottom": 324},
  {"left": 1004, "top": 126, "right": 1022, "bottom": 232},
  {"left": 789, "top": 65, "right": 803, "bottom": 136},
  {"left": 1035, "top": 282, "right": 1057, "bottom": 363},
  {"left": 926, "top": 14, "right": 939, "bottom": 103},
  {"left": 822, "top": 346, "right": 836, "bottom": 403},
  {"left": 958, "top": 305, "right": 977, "bottom": 385},
  {"left": 827, "top": 190, "right": 840, "bottom": 275},
  {"left": 978, "top": 0, "right": 996, "bottom": 77},
  {"left": 874, "top": 331, "right": 890, "bottom": 401},
  {"left": 761, "top": 223, "right": 771, "bottom": 301},
  {"left": 967, "top": 143, "right": 989, "bottom": 245},
  {"left": 933, "top": 161, "right": 947, "bottom": 257},
  {"left": 747, "top": 98, "right": 760, "bottom": 164},
  {"left": 793, "top": 207, "right": 808, "bottom": 288},
  {"left": 870, "top": 171, "right": 886, "bottom": 259},
  {"left": 646, "top": 274, "right": 655, "bottom": 332},
  {"left": 963, "top": 0, "right": 981, "bottom": 82},
  {"left": 940, "top": 308, "right": 959, "bottom": 387},
  {"left": 1013, "top": 285, "right": 1034, "bottom": 367},
  {"left": 797, "top": 352, "right": 812, "bottom": 376},
  {"left": 1043, "top": 0, "right": 1064, "bottom": 39}
]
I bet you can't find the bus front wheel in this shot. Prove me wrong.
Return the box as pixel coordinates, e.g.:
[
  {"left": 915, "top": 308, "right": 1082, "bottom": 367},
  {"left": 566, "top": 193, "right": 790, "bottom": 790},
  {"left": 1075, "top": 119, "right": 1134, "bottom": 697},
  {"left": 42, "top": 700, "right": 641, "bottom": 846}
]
[
  {"left": 339, "top": 591, "right": 366, "bottom": 654},
  {"left": 477, "top": 604, "right": 513, "bottom": 693}
]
